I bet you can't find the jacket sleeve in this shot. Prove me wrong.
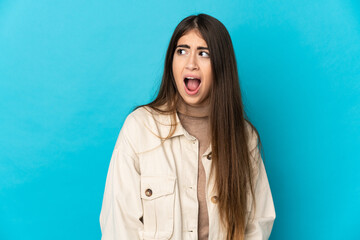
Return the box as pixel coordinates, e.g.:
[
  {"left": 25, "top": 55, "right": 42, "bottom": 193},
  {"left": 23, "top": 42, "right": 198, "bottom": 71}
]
[
  {"left": 245, "top": 135, "right": 276, "bottom": 240},
  {"left": 100, "top": 115, "right": 144, "bottom": 239}
]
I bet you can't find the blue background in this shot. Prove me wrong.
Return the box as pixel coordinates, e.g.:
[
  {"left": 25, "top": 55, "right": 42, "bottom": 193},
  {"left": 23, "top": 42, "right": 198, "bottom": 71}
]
[{"left": 1, "top": 0, "right": 359, "bottom": 239}]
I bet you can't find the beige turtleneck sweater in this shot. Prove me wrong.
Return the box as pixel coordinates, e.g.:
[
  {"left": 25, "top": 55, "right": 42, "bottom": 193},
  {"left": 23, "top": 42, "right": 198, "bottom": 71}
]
[{"left": 177, "top": 99, "right": 210, "bottom": 240}]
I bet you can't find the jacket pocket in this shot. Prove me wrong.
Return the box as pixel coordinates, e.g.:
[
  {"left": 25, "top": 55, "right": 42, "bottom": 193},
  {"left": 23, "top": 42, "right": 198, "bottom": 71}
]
[{"left": 140, "top": 175, "right": 176, "bottom": 240}]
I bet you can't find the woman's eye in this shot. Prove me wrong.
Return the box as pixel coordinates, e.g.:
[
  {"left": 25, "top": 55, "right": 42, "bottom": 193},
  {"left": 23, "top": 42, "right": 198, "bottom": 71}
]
[
  {"left": 200, "top": 51, "right": 210, "bottom": 57},
  {"left": 177, "top": 49, "right": 186, "bottom": 55}
]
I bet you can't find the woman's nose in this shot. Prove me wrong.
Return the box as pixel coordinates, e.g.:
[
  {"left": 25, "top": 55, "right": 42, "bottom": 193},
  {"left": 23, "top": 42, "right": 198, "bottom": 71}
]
[{"left": 185, "top": 53, "right": 199, "bottom": 70}]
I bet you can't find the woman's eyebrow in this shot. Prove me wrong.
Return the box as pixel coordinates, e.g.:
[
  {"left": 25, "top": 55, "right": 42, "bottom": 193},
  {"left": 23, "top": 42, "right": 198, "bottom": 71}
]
[{"left": 176, "top": 44, "right": 209, "bottom": 50}]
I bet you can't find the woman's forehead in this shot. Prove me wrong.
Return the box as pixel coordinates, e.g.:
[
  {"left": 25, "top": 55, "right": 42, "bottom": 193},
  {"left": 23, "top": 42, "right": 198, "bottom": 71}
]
[{"left": 177, "top": 29, "right": 207, "bottom": 47}]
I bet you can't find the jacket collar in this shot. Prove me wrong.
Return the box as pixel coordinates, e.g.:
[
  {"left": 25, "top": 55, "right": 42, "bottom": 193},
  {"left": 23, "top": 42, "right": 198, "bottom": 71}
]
[
  {"left": 148, "top": 106, "right": 212, "bottom": 155},
  {"left": 143, "top": 106, "right": 197, "bottom": 141},
  {"left": 152, "top": 107, "right": 194, "bottom": 140},
  {"left": 173, "top": 111, "right": 198, "bottom": 141}
]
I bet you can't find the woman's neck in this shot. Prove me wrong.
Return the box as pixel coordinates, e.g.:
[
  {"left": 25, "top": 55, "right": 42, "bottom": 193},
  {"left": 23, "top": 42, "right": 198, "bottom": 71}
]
[{"left": 176, "top": 97, "right": 211, "bottom": 118}]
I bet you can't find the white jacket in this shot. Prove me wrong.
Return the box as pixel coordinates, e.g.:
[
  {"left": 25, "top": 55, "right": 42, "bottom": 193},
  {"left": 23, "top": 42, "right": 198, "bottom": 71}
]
[{"left": 100, "top": 106, "right": 276, "bottom": 240}]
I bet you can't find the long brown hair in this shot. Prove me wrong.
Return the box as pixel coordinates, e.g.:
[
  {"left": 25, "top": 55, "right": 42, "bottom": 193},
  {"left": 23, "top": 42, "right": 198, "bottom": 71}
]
[{"left": 137, "top": 13, "right": 259, "bottom": 239}]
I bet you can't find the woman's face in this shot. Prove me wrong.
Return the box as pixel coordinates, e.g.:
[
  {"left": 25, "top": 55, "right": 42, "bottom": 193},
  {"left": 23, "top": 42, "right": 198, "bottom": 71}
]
[{"left": 172, "top": 29, "right": 213, "bottom": 107}]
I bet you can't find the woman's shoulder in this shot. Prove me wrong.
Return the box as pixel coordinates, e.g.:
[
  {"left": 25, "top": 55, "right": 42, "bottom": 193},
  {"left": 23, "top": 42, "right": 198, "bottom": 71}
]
[
  {"left": 126, "top": 106, "right": 152, "bottom": 121},
  {"left": 120, "top": 106, "right": 155, "bottom": 133},
  {"left": 114, "top": 107, "right": 157, "bottom": 153},
  {"left": 119, "top": 106, "right": 174, "bottom": 150},
  {"left": 244, "top": 120, "right": 260, "bottom": 152},
  {"left": 124, "top": 106, "right": 171, "bottom": 127}
]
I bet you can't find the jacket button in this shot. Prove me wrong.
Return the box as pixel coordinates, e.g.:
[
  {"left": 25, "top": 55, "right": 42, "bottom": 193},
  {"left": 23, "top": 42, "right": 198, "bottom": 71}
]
[
  {"left": 206, "top": 153, "right": 212, "bottom": 160},
  {"left": 145, "top": 189, "right": 152, "bottom": 197},
  {"left": 211, "top": 196, "right": 218, "bottom": 203}
]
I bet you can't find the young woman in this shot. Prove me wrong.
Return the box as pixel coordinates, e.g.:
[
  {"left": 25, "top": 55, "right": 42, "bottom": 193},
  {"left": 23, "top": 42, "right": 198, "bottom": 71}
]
[{"left": 100, "top": 14, "right": 275, "bottom": 240}]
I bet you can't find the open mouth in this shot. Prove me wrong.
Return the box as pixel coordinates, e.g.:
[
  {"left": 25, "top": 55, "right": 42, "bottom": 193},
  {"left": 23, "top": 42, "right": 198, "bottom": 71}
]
[{"left": 184, "top": 77, "right": 201, "bottom": 95}]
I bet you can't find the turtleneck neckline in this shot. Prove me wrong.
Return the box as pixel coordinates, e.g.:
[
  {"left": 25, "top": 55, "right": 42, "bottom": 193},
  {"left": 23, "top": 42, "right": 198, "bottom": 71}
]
[{"left": 176, "top": 97, "right": 211, "bottom": 118}]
